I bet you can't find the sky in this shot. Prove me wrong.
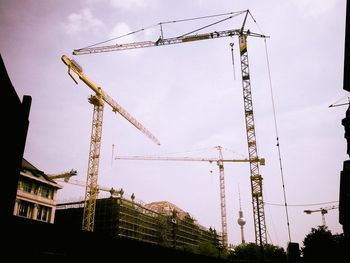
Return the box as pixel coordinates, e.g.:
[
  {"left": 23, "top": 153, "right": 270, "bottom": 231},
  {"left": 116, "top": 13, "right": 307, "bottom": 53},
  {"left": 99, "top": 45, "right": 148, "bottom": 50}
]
[{"left": 0, "top": 0, "right": 347, "bottom": 250}]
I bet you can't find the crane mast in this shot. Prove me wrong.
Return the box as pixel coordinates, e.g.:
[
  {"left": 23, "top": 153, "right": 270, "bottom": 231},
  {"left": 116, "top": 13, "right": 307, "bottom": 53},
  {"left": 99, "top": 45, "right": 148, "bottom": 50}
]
[
  {"left": 84, "top": 95, "right": 104, "bottom": 231},
  {"left": 216, "top": 146, "right": 228, "bottom": 248},
  {"left": 61, "top": 55, "right": 160, "bottom": 232},
  {"left": 239, "top": 33, "right": 267, "bottom": 244},
  {"left": 72, "top": 9, "right": 268, "bottom": 245}
]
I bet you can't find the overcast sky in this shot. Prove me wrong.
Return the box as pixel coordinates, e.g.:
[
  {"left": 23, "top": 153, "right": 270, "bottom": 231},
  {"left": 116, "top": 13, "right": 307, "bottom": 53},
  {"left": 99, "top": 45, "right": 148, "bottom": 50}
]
[{"left": 0, "top": 0, "right": 347, "bottom": 249}]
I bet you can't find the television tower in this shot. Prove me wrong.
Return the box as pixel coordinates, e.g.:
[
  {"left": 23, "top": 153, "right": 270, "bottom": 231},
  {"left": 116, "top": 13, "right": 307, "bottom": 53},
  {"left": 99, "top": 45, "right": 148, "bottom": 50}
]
[{"left": 237, "top": 187, "right": 246, "bottom": 244}]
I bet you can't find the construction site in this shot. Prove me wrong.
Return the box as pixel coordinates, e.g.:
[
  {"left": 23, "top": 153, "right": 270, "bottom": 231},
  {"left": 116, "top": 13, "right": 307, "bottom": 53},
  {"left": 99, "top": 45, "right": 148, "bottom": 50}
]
[
  {"left": 4, "top": 9, "right": 291, "bottom": 260},
  {"left": 2, "top": 2, "right": 348, "bottom": 262},
  {"left": 57, "top": 10, "right": 270, "bottom": 251},
  {"left": 55, "top": 197, "right": 222, "bottom": 249}
]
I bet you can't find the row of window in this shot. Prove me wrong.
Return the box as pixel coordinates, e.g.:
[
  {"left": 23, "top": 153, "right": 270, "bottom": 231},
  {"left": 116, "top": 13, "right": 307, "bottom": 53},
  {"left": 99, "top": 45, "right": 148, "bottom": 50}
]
[
  {"left": 17, "top": 200, "right": 51, "bottom": 222},
  {"left": 20, "top": 181, "right": 53, "bottom": 199}
]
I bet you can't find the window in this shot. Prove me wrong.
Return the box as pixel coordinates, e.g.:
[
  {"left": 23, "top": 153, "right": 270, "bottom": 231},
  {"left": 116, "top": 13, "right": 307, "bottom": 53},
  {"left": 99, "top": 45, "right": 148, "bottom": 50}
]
[
  {"left": 37, "top": 205, "right": 50, "bottom": 222},
  {"left": 22, "top": 181, "right": 32, "bottom": 193},
  {"left": 18, "top": 201, "right": 32, "bottom": 218},
  {"left": 41, "top": 186, "right": 51, "bottom": 199}
]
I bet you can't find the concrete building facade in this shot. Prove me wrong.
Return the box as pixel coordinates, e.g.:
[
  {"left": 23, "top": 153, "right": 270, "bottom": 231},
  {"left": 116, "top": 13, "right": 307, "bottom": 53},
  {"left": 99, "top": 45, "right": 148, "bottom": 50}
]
[{"left": 13, "top": 159, "right": 62, "bottom": 223}]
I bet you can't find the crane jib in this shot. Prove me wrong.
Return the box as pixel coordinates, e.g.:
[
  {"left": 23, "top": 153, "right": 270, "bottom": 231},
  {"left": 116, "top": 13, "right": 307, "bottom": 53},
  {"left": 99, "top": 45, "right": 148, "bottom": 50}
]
[{"left": 72, "top": 30, "right": 267, "bottom": 56}]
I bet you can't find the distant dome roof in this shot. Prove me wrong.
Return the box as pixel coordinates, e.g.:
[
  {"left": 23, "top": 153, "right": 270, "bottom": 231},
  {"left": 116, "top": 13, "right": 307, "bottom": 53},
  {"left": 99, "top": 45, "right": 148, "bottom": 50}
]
[{"left": 145, "top": 201, "right": 188, "bottom": 220}]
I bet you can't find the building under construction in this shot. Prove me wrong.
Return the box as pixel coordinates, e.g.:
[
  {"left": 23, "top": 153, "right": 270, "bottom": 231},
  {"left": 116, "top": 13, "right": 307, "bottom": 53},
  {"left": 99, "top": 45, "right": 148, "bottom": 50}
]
[{"left": 55, "top": 196, "right": 221, "bottom": 250}]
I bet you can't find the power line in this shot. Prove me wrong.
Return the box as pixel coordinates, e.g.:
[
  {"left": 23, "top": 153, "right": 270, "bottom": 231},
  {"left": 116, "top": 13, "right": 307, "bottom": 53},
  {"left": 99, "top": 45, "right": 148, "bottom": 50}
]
[{"left": 264, "top": 201, "right": 339, "bottom": 207}]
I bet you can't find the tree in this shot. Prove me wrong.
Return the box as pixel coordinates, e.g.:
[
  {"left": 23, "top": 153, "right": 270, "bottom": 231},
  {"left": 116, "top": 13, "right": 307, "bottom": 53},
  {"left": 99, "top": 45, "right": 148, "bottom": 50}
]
[
  {"left": 301, "top": 225, "right": 346, "bottom": 262},
  {"left": 228, "top": 242, "right": 286, "bottom": 262},
  {"left": 192, "top": 241, "right": 222, "bottom": 258}
]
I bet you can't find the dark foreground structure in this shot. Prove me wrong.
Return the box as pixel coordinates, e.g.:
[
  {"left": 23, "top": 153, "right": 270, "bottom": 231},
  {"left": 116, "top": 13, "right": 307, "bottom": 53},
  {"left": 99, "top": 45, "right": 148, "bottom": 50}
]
[
  {"left": 6, "top": 216, "right": 229, "bottom": 261},
  {"left": 340, "top": 1, "right": 350, "bottom": 244}
]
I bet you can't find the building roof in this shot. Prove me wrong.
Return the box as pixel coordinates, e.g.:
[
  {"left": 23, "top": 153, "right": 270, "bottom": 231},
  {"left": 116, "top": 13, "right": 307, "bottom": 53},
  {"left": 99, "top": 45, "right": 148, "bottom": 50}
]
[
  {"left": 21, "top": 158, "right": 61, "bottom": 188},
  {"left": 144, "top": 200, "right": 189, "bottom": 220}
]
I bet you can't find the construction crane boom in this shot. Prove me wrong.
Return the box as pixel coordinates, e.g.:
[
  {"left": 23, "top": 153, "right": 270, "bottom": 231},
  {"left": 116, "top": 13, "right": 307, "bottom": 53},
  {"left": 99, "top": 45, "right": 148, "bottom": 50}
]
[
  {"left": 115, "top": 155, "right": 265, "bottom": 165},
  {"left": 115, "top": 146, "right": 265, "bottom": 248},
  {"left": 304, "top": 205, "right": 339, "bottom": 227},
  {"left": 73, "top": 29, "right": 265, "bottom": 55},
  {"left": 62, "top": 55, "right": 160, "bottom": 232},
  {"left": 72, "top": 9, "right": 269, "bottom": 246},
  {"left": 55, "top": 178, "right": 123, "bottom": 197},
  {"left": 62, "top": 55, "right": 160, "bottom": 146},
  {"left": 47, "top": 169, "right": 77, "bottom": 180}
]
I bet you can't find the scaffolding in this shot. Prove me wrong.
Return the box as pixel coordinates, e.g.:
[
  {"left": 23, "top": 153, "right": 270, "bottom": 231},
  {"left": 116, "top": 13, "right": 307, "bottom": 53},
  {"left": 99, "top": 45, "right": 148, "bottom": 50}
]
[{"left": 55, "top": 196, "right": 221, "bottom": 250}]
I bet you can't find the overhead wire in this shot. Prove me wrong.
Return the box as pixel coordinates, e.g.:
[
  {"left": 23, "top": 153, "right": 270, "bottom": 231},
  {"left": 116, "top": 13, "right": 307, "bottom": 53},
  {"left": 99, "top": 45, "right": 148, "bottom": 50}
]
[
  {"left": 159, "top": 10, "right": 246, "bottom": 25},
  {"left": 262, "top": 27, "right": 292, "bottom": 242},
  {"left": 264, "top": 200, "right": 339, "bottom": 207}
]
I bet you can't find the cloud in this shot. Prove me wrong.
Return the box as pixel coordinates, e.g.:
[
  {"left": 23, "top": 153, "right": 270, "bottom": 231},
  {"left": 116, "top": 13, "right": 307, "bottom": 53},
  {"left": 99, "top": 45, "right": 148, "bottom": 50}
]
[
  {"left": 109, "top": 0, "right": 147, "bottom": 10},
  {"left": 109, "top": 22, "right": 135, "bottom": 42},
  {"left": 64, "top": 8, "right": 104, "bottom": 35},
  {"left": 108, "top": 22, "right": 145, "bottom": 56},
  {"left": 291, "top": 0, "right": 337, "bottom": 17}
]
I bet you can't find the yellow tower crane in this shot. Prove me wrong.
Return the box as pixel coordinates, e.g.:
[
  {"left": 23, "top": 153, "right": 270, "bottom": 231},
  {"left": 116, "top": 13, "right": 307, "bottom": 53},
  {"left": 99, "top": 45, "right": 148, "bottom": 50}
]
[
  {"left": 115, "top": 145, "right": 265, "bottom": 248},
  {"left": 72, "top": 9, "right": 269, "bottom": 245},
  {"left": 61, "top": 55, "right": 160, "bottom": 231},
  {"left": 48, "top": 169, "right": 77, "bottom": 181}
]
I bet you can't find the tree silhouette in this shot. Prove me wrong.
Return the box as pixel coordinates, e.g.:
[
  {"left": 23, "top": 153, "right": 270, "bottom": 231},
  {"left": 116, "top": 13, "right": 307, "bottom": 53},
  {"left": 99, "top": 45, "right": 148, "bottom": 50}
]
[
  {"left": 228, "top": 242, "right": 286, "bottom": 262},
  {"left": 301, "top": 225, "right": 346, "bottom": 262}
]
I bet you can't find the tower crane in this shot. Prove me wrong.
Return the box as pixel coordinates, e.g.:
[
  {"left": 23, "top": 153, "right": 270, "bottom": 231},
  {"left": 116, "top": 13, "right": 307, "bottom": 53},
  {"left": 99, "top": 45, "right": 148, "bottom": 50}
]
[
  {"left": 48, "top": 169, "right": 77, "bottom": 181},
  {"left": 61, "top": 55, "right": 160, "bottom": 232},
  {"left": 304, "top": 205, "right": 339, "bottom": 227},
  {"left": 72, "top": 9, "right": 269, "bottom": 245},
  {"left": 115, "top": 146, "right": 265, "bottom": 248}
]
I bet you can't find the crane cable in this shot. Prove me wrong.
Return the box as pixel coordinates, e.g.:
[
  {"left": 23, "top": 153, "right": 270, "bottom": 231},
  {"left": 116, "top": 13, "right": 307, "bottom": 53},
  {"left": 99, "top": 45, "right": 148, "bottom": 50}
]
[
  {"left": 159, "top": 10, "right": 246, "bottom": 25},
  {"left": 264, "top": 38, "right": 292, "bottom": 243},
  {"left": 246, "top": 12, "right": 293, "bottom": 244},
  {"left": 177, "top": 13, "right": 242, "bottom": 38},
  {"left": 78, "top": 11, "right": 247, "bottom": 50},
  {"left": 230, "top": 42, "right": 236, "bottom": 80}
]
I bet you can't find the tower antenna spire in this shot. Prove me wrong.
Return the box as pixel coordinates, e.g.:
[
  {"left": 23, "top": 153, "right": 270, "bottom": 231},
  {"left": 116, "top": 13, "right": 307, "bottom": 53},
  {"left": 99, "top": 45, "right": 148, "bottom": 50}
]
[{"left": 237, "top": 185, "right": 246, "bottom": 244}]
